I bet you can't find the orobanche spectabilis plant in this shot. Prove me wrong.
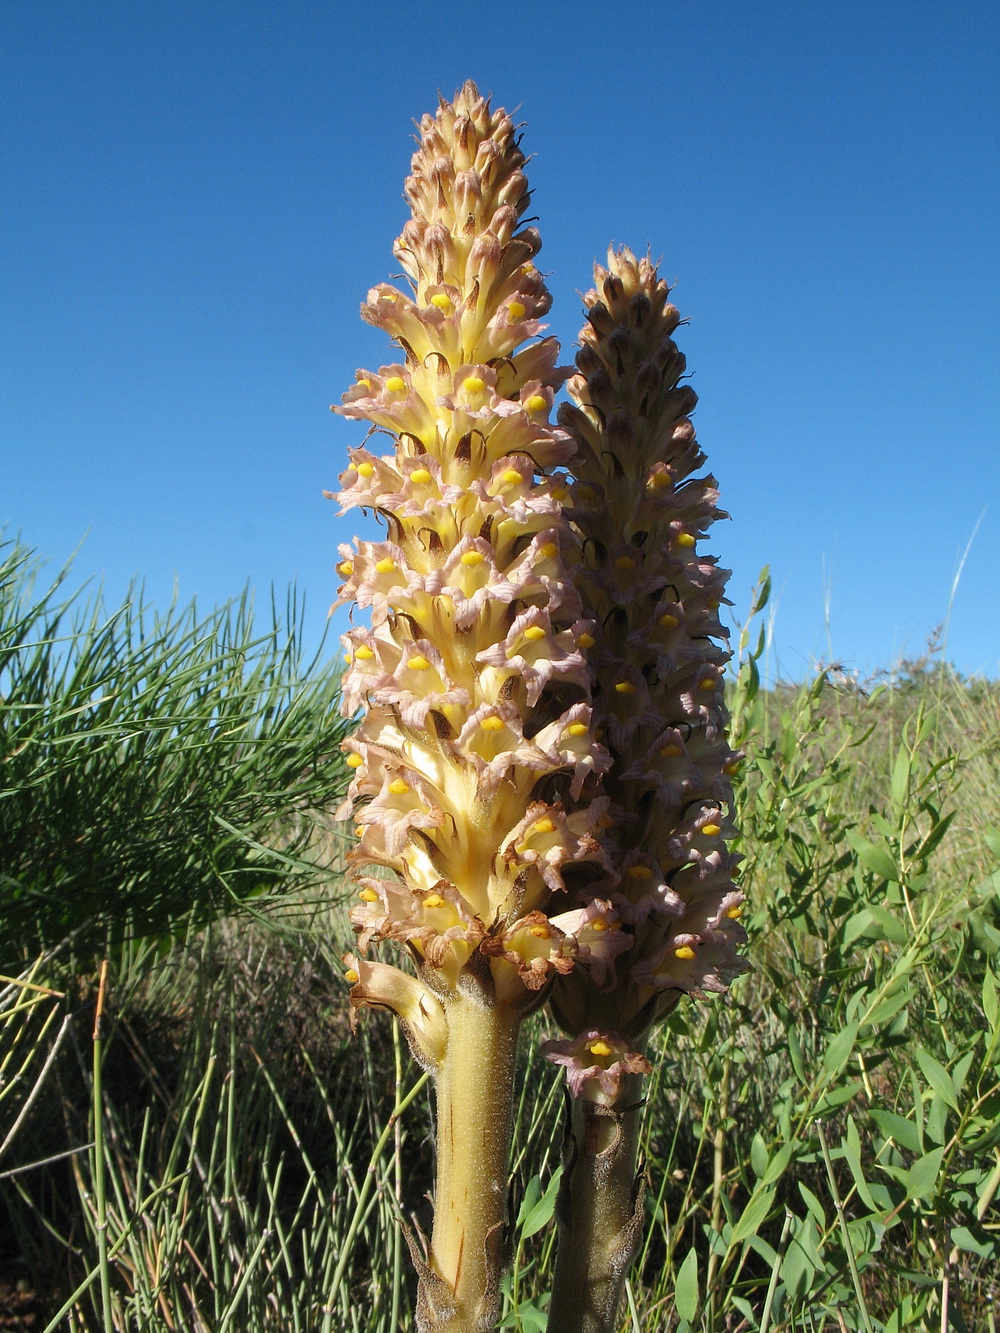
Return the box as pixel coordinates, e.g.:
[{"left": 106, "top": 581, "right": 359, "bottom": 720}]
[
  {"left": 331, "top": 82, "right": 611, "bottom": 1331},
  {"left": 331, "top": 82, "right": 746, "bottom": 1332},
  {"left": 542, "top": 250, "right": 748, "bottom": 1332}
]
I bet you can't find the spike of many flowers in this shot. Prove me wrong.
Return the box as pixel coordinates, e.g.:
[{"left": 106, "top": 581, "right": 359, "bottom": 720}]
[
  {"left": 544, "top": 247, "right": 749, "bottom": 1099},
  {"left": 331, "top": 83, "right": 621, "bottom": 1058}
]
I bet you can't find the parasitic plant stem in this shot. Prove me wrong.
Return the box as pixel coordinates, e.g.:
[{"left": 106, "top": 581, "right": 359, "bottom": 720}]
[
  {"left": 421, "top": 985, "right": 520, "bottom": 1332},
  {"left": 331, "top": 83, "right": 612, "bottom": 1329},
  {"left": 546, "top": 1070, "right": 646, "bottom": 1333}
]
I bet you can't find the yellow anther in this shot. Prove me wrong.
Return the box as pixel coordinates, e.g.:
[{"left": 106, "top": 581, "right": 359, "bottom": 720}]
[
  {"left": 674, "top": 945, "right": 697, "bottom": 960},
  {"left": 614, "top": 681, "right": 636, "bottom": 695},
  {"left": 649, "top": 472, "right": 671, "bottom": 489},
  {"left": 507, "top": 300, "right": 526, "bottom": 319},
  {"left": 707, "top": 599, "right": 720, "bottom": 610},
  {"left": 588, "top": 1039, "right": 613, "bottom": 1057},
  {"left": 539, "top": 542, "right": 558, "bottom": 559},
  {"left": 577, "top": 632, "right": 595, "bottom": 649},
  {"left": 660, "top": 744, "right": 683, "bottom": 758},
  {"left": 344, "top": 968, "right": 360, "bottom": 984},
  {"left": 381, "top": 291, "right": 396, "bottom": 302},
  {"left": 343, "top": 651, "right": 352, "bottom": 662},
  {"left": 590, "top": 917, "right": 610, "bottom": 932},
  {"left": 406, "top": 654, "right": 431, "bottom": 670},
  {"left": 724, "top": 760, "right": 740, "bottom": 775},
  {"left": 566, "top": 722, "right": 589, "bottom": 737},
  {"left": 523, "top": 625, "right": 546, "bottom": 641},
  {"left": 525, "top": 394, "right": 547, "bottom": 414},
  {"left": 356, "top": 462, "right": 375, "bottom": 478},
  {"left": 354, "top": 646, "right": 375, "bottom": 661},
  {"left": 385, "top": 375, "right": 406, "bottom": 393},
  {"left": 430, "top": 293, "right": 451, "bottom": 310},
  {"left": 422, "top": 893, "right": 446, "bottom": 909},
  {"left": 551, "top": 487, "right": 569, "bottom": 502},
  {"left": 375, "top": 557, "right": 396, "bottom": 574},
  {"left": 460, "top": 550, "right": 485, "bottom": 566},
  {"left": 628, "top": 865, "right": 653, "bottom": 879},
  {"left": 501, "top": 468, "right": 523, "bottom": 485},
  {"left": 701, "top": 823, "right": 722, "bottom": 837},
  {"left": 463, "top": 375, "right": 486, "bottom": 393},
  {"left": 676, "top": 532, "right": 696, "bottom": 548},
  {"left": 480, "top": 715, "right": 505, "bottom": 731},
  {"left": 347, "top": 463, "right": 357, "bottom": 471},
  {"left": 358, "top": 888, "right": 379, "bottom": 902},
  {"left": 388, "top": 778, "right": 410, "bottom": 795},
  {"left": 529, "top": 924, "right": 551, "bottom": 939},
  {"left": 615, "top": 556, "right": 636, "bottom": 569},
  {"left": 357, "top": 379, "right": 371, "bottom": 389},
  {"left": 726, "top": 905, "right": 744, "bottom": 919},
  {"left": 532, "top": 817, "right": 556, "bottom": 835},
  {"left": 698, "top": 677, "right": 716, "bottom": 691},
  {"left": 410, "top": 467, "right": 432, "bottom": 484},
  {"left": 337, "top": 561, "right": 354, "bottom": 577},
  {"left": 346, "top": 753, "right": 364, "bottom": 768},
  {"left": 659, "top": 613, "right": 679, "bottom": 628}
]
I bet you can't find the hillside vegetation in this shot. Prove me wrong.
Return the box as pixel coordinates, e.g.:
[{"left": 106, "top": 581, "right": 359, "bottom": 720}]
[{"left": 2, "top": 551, "right": 998, "bottom": 1332}]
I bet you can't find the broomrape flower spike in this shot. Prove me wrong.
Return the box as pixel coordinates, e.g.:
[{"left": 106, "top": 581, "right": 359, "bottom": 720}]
[
  {"left": 330, "top": 82, "right": 611, "bottom": 1333},
  {"left": 540, "top": 248, "right": 749, "bottom": 1333}
]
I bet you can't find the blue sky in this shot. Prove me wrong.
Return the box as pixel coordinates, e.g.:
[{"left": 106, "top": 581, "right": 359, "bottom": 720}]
[{"left": 4, "top": 0, "right": 998, "bottom": 679}]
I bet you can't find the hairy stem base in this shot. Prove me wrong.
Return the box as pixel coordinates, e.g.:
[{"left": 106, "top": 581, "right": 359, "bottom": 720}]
[
  {"left": 546, "top": 1075, "right": 646, "bottom": 1333},
  {"left": 417, "top": 986, "right": 520, "bottom": 1333}
]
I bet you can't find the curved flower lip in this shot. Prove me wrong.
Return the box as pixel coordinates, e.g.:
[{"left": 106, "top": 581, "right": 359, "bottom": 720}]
[
  {"left": 532, "top": 701, "right": 612, "bottom": 799},
  {"left": 452, "top": 700, "right": 573, "bottom": 798},
  {"left": 344, "top": 954, "right": 448, "bottom": 1070},
  {"left": 548, "top": 899, "right": 632, "bottom": 989},
  {"left": 502, "top": 529, "right": 582, "bottom": 619},
  {"left": 475, "top": 607, "right": 589, "bottom": 707},
  {"left": 541, "top": 1029, "right": 652, "bottom": 1100},
  {"left": 337, "top": 450, "right": 468, "bottom": 520},
  {"left": 629, "top": 920, "right": 749, "bottom": 999},
  {"left": 333, "top": 538, "right": 411, "bottom": 616},
  {"left": 369, "top": 636, "right": 471, "bottom": 729},
  {"left": 501, "top": 798, "right": 615, "bottom": 896},
  {"left": 481, "top": 910, "right": 577, "bottom": 991},
  {"left": 335, "top": 366, "right": 438, "bottom": 442},
  {"left": 593, "top": 665, "right": 663, "bottom": 745},
  {"left": 612, "top": 849, "right": 685, "bottom": 921},
  {"left": 355, "top": 766, "right": 447, "bottom": 858},
  {"left": 351, "top": 878, "right": 487, "bottom": 979}
]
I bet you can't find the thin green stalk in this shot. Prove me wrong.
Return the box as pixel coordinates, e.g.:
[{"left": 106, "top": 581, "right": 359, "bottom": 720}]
[
  {"left": 323, "top": 1066, "right": 430, "bottom": 1329},
  {"left": 759, "top": 1209, "right": 794, "bottom": 1333},
  {"left": 391, "top": 1023, "right": 405, "bottom": 1333},
  {"left": 91, "top": 960, "right": 114, "bottom": 1333},
  {"left": 817, "top": 1123, "right": 875, "bottom": 1333}
]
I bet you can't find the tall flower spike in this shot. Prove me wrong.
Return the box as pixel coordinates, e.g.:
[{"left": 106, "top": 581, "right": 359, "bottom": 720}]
[
  {"left": 543, "top": 249, "right": 749, "bottom": 1333},
  {"left": 331, "top": 83, "right": 608, "bottom": 1333}
]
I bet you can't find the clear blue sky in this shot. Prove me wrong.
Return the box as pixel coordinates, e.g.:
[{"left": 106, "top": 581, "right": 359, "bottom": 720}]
[{"left": 4, "top": 0, "right": 998, "bottom": 679}]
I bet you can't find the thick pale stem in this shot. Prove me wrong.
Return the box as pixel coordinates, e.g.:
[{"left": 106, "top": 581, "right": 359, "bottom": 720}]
[
  {"left": 417, "top": 985, "right": 520, "bottom": 1333},
  {"left": 546, "top": 1073, "right": 646, "bottom": 1333}
]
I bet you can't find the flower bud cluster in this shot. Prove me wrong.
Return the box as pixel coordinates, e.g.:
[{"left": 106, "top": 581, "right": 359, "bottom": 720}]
[
  {"left": 332, "top": 84, "right": 618, "bottom": 1063},
  {"left": 542, "top": 249, "right": 749, "bottom": 1102}
]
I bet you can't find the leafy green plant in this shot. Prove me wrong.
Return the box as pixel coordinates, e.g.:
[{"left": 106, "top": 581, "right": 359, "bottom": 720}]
[{"left": 1, "top": 535, "right": 349, "bottom": 962}]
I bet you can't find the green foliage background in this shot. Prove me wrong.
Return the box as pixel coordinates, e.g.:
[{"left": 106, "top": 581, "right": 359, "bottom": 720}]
[{"left": 1, "top": 554, "right": 998, "bottom": 1332}]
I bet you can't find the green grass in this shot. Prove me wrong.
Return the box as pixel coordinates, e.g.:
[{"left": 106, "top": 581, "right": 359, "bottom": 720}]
[{"left": 2, "top": 555, "right": 999, "bottom": 1331}]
